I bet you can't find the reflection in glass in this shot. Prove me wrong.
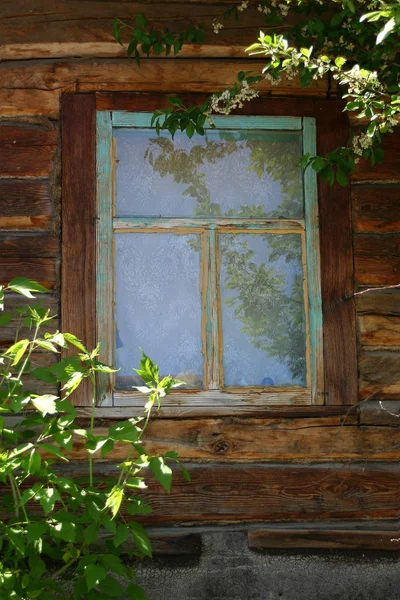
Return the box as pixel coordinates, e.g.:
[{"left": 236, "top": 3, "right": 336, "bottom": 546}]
[
  {"left": 115, "top": 128, "right": 303, "bottom": 218},
  {"left": 219, "top": 233, "right": 307, "bottom": 387},
  {"left": 115, "top": 233, "right": 203, "bottom": 389}
]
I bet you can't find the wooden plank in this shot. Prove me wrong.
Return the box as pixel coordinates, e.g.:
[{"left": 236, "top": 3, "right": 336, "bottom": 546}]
[
  {"left": 352, "top": 185, "right": 400, "bottom": 233},
  {"left": 248, "top": 529, "right": 400, "bottom": 550},
  {"left": 0, "top": 180, "right": 52, "bottom": 230},
  {"left": 98, "top": 94, "right": 317, "bottom": 116},
  {"left": 64, "top": 417, "right": 400, "bottom": 462},
  {"left": 61, "top": 463, "right": 400, "bottom": 523},
  {"left": 356, "top": 288, "right": 400, "bottom": 316},
  {"left": 353, "top": 129, "right": 400, "bottom": 182},
  {"left": 0, "top": 59, "right": 328, "bottom": 96},
  {"left": 315, "top": 101, "right": 358, "bottom": 405},
  {"left": 0, "top": 122, "right": 57, "bottom": 177},
  {"left": 149, "top": 532, "right": 202, "bottom": 556},
  {"left": 359, "top": 315, "right": 400, "bottom": 348},
  {"left": 360, "top": 400, "right": 400, "bottom": 425},
  {"left": 354, "top": 234, "right": 400, "bottom": 286},
  {"left": 61, "top": 94, "right": 96, "bottom": 406},
  {"left": 359, "top": 351, "right": 400, "bottom": 399},
  {"left": 0, "top": 233, "right": 58, "bottom": 258},
  {"left": 0, "top": 258, "right": 56, "bottom": 288}
]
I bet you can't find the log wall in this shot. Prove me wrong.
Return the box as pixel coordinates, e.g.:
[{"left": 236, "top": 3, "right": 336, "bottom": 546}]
[{"left": 0, "top": 0, "right": 399, "bottom": 536}]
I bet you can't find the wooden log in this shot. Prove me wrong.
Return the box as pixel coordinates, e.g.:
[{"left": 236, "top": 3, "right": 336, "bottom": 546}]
[
  {"left": 360, "top": 400, "right": 400, "bottom": 425},
  {"left": 356, "top": 288, "right": 400, "bottom": 316},
  {"left": 0, "top": 258, "right": 57, "bottom": 288},
  {"left": 61, "top": 463, "right": 400, "bottom": 523},
  {"left": 248, "top": 529, "right": 400, "bottom": 550},
  {"left": 64, "top": 417, "right": 400, "bottom": 462},
  {"left": 149, "top": 532, "right": 202, "bottom": 556},
  {"left": 0, "top": 180, "right": 53, "bottom": 230},
  {"left": 0, "top": 123, "right": 57, "bottom": 177},
  {"left": 354, "top": 234, "right": 400, "bottom": 285},
  {"left": 0, "top": 58, "right": 328, "bottom": 95},
  {"left": 352, "top": 185, "right": 400, "bottom": 233},
  {"left": 359, "top": 315, "right": 400, "bottom": 348},
  {"left": 0, "top": 89, "right": 61, "bottom": 119},
  {"left": 359, "top": 351, "right": 400, "bottom": 399},
  {"left": 0, "top": 233, "right": 58, "bottom": 258},
  {"left": 353, "top": 129, "right": 400, "bottom": 182}
]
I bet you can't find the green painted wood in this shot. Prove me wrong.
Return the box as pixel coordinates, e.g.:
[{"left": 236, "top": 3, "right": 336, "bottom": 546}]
[
  {"left": 113, "top": 217, "right": 305, "bottom": 231},
  {"left": 96, "top": 111, "right": 114, "bottom": 406},
  {"left": 302, "top": 117, "right": 324, "bottom": 404},
  {"left": 111, "top": 111, "right": 302, "bottom": 131}
]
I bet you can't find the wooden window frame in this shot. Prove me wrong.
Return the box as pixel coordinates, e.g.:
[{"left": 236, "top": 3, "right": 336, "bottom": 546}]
[{"left": 61, "top": 93, "right": 358, "bottom": 414}]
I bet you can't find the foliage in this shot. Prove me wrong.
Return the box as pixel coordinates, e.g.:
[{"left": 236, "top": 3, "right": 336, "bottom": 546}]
[
  {"left": 114, "top": 0, "right": 400, "bottom": 185},
  {"left": 0, "top": 279, "right": 187, "bottom": 600}
]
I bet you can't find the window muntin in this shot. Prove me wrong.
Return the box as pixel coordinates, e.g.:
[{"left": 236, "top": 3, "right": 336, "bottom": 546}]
[{"left": 96, "top": 113, "right": 322, "bottom": 408}]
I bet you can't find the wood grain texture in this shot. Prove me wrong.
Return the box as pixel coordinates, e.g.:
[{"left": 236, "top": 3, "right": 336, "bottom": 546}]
[
  {"left": 360, "top": 400, "right": 400, "bottom": 425},
  {"left": 354, "top": 234, "right": 400, "bottom": 285},
  {"left": 0, "top": 122, "right": 57, "bottom": 177},
  {"left": 359, "top": 351, "right": 400, "bottom": 399},
  {"left": 352, "top": 185, "right": 400, "bottom": 233},
  {"left": 248, "top": 529, "right": 400, "bottom": 550},
  {"left": 315, "top": 101, "right": 358, "bottom": 405},
  {"left": 353, "top": 129, "right": 400, "bottom": 182},
  {"left": 64, "top": 417, "right": 400, "bottom": 462},
  {"left": 359, "top": 315, "right": 400, "bottom": 348},
  {"left": 0, "top": 258, "right": 56, "bottom": 288},
  {"left": 356, "top": 288, "right": 400, "bottom": 316},
  {"left": 0, "top": 89, "right": 61, "bottom": 118},
  {"left": 62, "top": 463, "right": 400, "bottom": 524},
  {"left": 0, "top": 233, "right": 58, "bottom": 258},
  {"left": 61, "top": 94, "right": 96, "bottom": 406},
  {"left": 0, "top": 180, "right": 53, "bottom": 230},
  {"left": 0, "top": 295, "right": 58, "bottom": 345}
]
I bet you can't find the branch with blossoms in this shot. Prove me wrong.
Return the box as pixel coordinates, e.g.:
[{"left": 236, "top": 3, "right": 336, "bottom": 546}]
[{"left": 114, "top": 0, "right": 400, "bottom": 185}]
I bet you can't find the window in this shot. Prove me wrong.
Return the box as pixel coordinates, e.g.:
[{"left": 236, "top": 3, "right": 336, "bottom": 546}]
[
  {"left": 61, "top": 95, "right": 358, "bottom": 411},
  {"left": 95, "top": 111, "right": 323, "bottom": 409}
]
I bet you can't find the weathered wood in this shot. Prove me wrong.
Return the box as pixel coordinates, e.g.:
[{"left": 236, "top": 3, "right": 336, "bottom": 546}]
[
  {"left": 149, "top": 532, "right": 202, "bottom": 556},
  {"left": 360, "top": 400, "right": 400, "bottom": 425},
  {"left": 0, "top": 123, "right": 57, "bottom": 177},
  {"left": 315, "top": 101, "right": 358, "bottom": 405},
  {"left": 356, "top": 288, "right": 400, "bottom": 316},
  {"left": 353, "top": 129, "right": 400, "bottom": 182},
  {"left": 359, "top": 351, "right": 400, "bottom": 399},
  {"left": 352, "top": 185, "right": 400, "bottom": 233},
  {"left": 0, "top": 180, "right": 53, "bottom": 230},
  {"left": 248, "top": 529, "right": 400, "bottom": 550},
  {"left": 359, "top": 315, "right": 400, "bottom": 348},
  {"left": 0, "top": 233, "right": 58, "bottom": 258},
  {"left": 64, "top": 417, "right": 400, "bottom": 462},
  {"left": 0, "top": 294, "right": 58, "bottom": 345},
  {"left": 62, "top": 463, "right": 400, "bottom": 523},
  {"left": 97, "top": 93, "right": 318, "bottom": 115},
  {"left": 0, "top": 258, "right": 56, "bottom": 288},
  {"left": 0, "top": 89, "right": 61, "bottom": 118},
  {"left": 61, "top": 94, "right": 96, "bottom": 406},
  {"left": 354, "top": 234, "right": 400, "bottom": 286},
  {"left": 0, "top": 58, "right": 328, "bottom": 94}
]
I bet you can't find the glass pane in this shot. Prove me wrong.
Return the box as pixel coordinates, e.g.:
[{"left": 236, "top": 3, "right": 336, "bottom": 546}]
[
  {"left": 115, "top": 128, "right": 303, "bottom": 218},
  {"left": 219, "top": 233, "right": 307, "bottom": 387},
  {"left": 115, "top": 233, "right": 203, "bottom": 389}
]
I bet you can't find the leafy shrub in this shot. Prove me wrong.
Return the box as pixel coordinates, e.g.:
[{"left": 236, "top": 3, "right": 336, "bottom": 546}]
[{"left": 0, "top": 278, "right": 187, "bottom": 600}]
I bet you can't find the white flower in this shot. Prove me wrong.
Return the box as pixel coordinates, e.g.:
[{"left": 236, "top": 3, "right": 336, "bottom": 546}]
[
  {"left": 238, "top": 1, "right": 249, "bottom": 12},
  {"left": 213, "top": 21, "right": 223, "bottom": 34}
]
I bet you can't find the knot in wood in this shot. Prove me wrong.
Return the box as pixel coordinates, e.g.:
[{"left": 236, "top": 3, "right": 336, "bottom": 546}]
[{"left": 213, "top": 440, "right": 230, "bottom": 454}]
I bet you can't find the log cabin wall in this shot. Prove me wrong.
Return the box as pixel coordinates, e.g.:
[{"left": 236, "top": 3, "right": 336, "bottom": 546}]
[{"left": 0, "top": 2, "right": 399, "bottom": 598}]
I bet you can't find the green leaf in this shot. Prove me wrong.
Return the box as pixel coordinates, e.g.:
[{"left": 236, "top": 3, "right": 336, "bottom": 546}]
[
  {"left": 113, "top": 18, "right": 121, "bottom": 45},
  {"left": 109, "top": 420, "right": 139, "bottom": 443},
  {"left": 311, "top": 157, "right": 327, "bottom": 173},
  {"left": 26, "top": 522, "right": 47, "bottom": 543},
  {"left": 104, "top": 485, "right": 124, "bottom": 519},
  {"left": 31, "top": 394, "right": 58, "bottom": 416},
  {"left": 336, "top": 167, "right": 348, "bottom": 187},
  {"left": 149, "top": 456, "right": 172, "bottom": 492},
  {"left": 126, "top": 582, "right": 149, "bottom": 600},
  {"left": 8, "top": 527, "right": 25, "bottom": 555},
  {"left": 30, "top": 367, "right": 57, "bottom": 384},
  {"left": 29, "top": 553, "right": 46, "bottom": 577},
  {"left": 100, "top": 554, "right": 126, "bottom": 577},
  {"left": 5, "top": 338, "right": 30, "bottom": 366},
  {"left": 0, "top": 312, "right": 12, "bottom": 326},
  {"left": 35, "top": 339, "right": 59, "bottom": 353},
  {"left": 84, "top": 522, "right": 100, "bottom": 545},
  {"left": 114, "top": 523, "right": 130, "bottom": 547},
  {"left": 130, "top": 521, "right": 152, "bottom": 557},
  {"left": 85, "top": 564, "right": 107, "bottom": 592},
  {"left": 37, "top": 487, "right": 60, "bottom": 514},
  {"left": 52, "top": 521, "right": 76, "bottom": 542},
  {"left": 377, "top": 17, "right": 395, "bottom": 44},
  {"left": 186, "top": 121, "right": 195, "bottom": 139},
  {"left": 100, "top": 438, "right": 114, "bottom": 458},
  {"left": 98, "top": 575, "right": 124, "bottom": 597},
  {"left": 179, "top": 463, "right": 191, "bottom": 482},
  {"left": 41, "top": 442, "right": 68, "bottom": 461},
  {"left": 168, "top": 96, "right": 184, "bottom": 107},
  {"left": 135, "top": 12, "right": 148, "bottom": 29},
  {"left": 8, "top": 278, "right": 48, "bottom": 298},
  {"left": 63, "top": 333, "right": 87, "bottom": 353}
]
